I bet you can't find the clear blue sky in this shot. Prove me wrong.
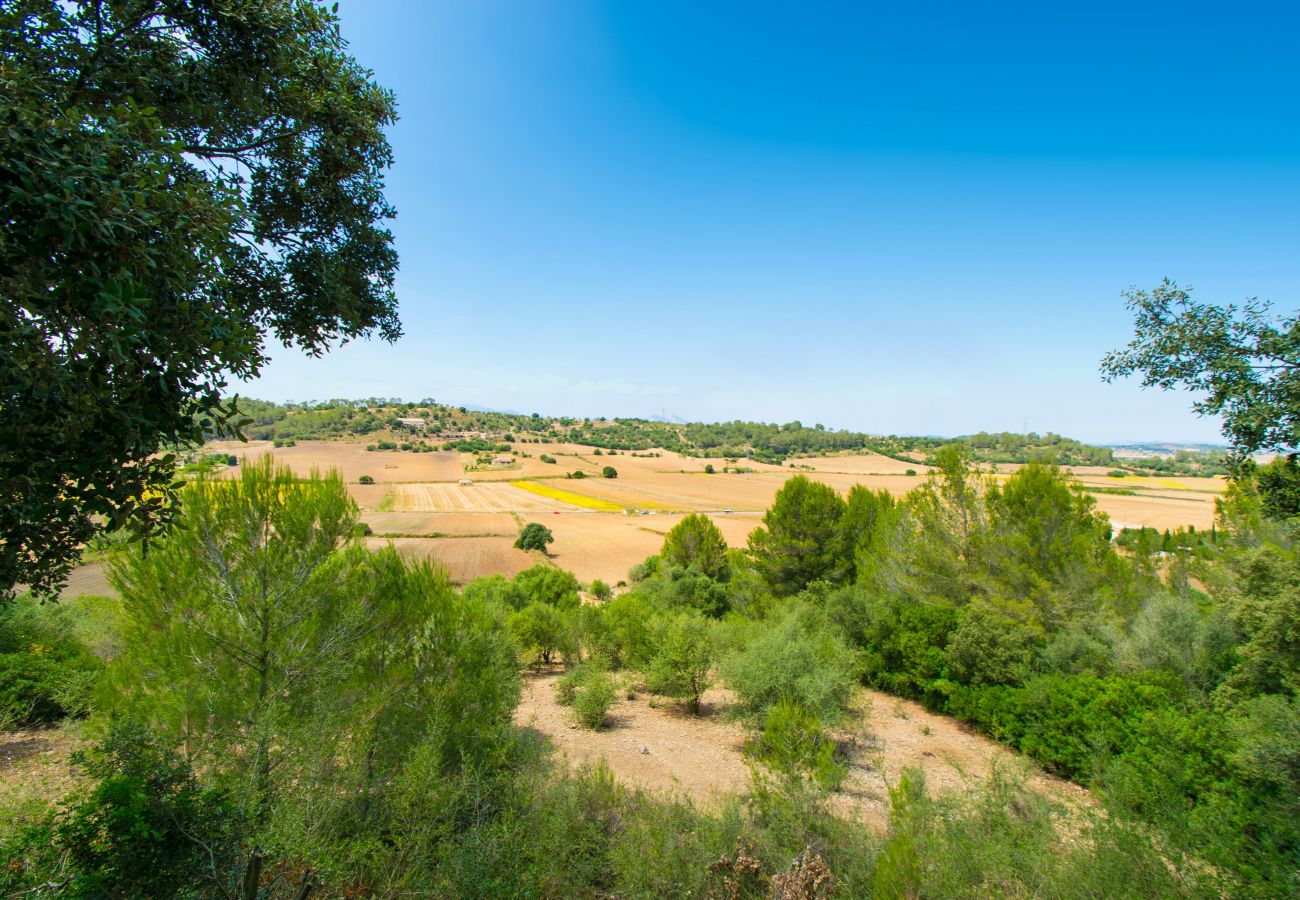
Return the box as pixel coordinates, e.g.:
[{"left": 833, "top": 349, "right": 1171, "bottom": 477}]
[{"left": 245, "top": 0, "right": 1300, "bottom": 443}]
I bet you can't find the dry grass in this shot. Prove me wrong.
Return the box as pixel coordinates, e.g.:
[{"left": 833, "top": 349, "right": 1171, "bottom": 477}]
[
  {"left": 366, "top": 536, "right": 537, "bottom": 584},
  {"left": 390, "top": 482, "right": 575, "bottom": 512},
  {"left": 789, "top": 452, "right": 933, "bottom": 476},
  {"left": 211, "top": 441, "right": 464, "bottom": 483},
  {"left": 361, "top": 511, "right": 517, "bottom": 536}
]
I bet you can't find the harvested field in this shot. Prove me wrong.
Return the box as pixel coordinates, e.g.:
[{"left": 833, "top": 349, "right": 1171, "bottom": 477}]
[
  {"left": 211, "top": 441, "right": 464, "bottom": 482},
  {"left": 790, "top": 452, "right": 933, "bottom": 476},
  {"left": 347, "top": 482, "right": 390, "bottom": 509},
  {"left": 360, "top": 511, "right": 517, "bottom": 536},
  {"left": 1089, "top": 492, "right": 1217, "bottom": 531},
  {"left": 198, "top": 441, "right": 1222, "bottom": 586},
  {"left": 391, "top": 482, "right": 577, "bottom": 512},
  {"left": 366, "top": 536, "right": 537, "bottom": 584},
  {"left": 515, "top": 673, "right": 1089, "bottom": 830},
  {"left": 518, "top": 511, "right": 762, "bottom": 584},
  {"left": 60, "top": 562, "right": 113, "bottom": 598},
  {"left": 540, "top": 471, "right": 790, "bottom": 512}
]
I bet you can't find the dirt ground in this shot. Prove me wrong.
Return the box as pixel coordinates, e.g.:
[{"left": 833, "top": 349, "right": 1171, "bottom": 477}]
[{"left": 514, "top": 673, "right": 1090, "bottom": 831}]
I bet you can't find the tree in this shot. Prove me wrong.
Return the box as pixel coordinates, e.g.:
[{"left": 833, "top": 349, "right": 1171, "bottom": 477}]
[
  {"left": 1101, "top": 279, "right": 1300, "bottom": 459},
  {"left": 602, "top": 466, "right": 619, "bottom": 479},
  {"left": 107, "top": 460, "right": 431, "bottom": 827},
  {"left": 104, "top": 457, "right": 520, "bottom": 888},
  {"left": 646, "top": 612, "right": 715, "bottom": 714},
  {"left": 1, "top": 1, "right": 400, "bottom": 598},
  {"left": 515, "top": 523, "right": 555, "bottom": 554},
  {"left": 661, "top": 514, "right": 730, "bottom": 580},
  {"left": 840, "top": 486, "right": 899, "bottom": 583},
  {"left": 747, "top": 475, "right": 847, "bottom": 595}
]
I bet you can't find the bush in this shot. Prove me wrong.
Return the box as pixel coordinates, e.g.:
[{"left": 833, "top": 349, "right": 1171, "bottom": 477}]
[
  {"left": 905, "top": 468, "right": 917, "bottom": 476},
  {"left": 555, "top": 664, "right": 592, "bottom": 706},
  {"left": 509, "top": 602, "right": 571, "bottom": 666},
  {"left": 540, "top": 454, "right": 557, "bottom": 464},
  {"left": 572, "top": 670, "right": 617, "bottom": 729},
  {"left": 571, "top": 470, "right": 587, "bottom": 479},
  {"left": 721, "top": 612, "right": 859, "bottom": 723},
  {"left": 358, "top": 474, "right": 375, "bottom": 484},
  {"left": 602, "top": 466, "right": 618, "bottom": 479},
  {"left": 646, "top": 613, "right": 715, "bottom": 714},
  {"left": 589, "top": 578, "right": 612, "bottom": 601},
  {"left": 747, "top": 697, "right": 845, "bottom": 791},
  {"left": 0, "top": 597, "right": 104, "bottom": 727},
  {"left": 704, "top": 464, "right": 715, "bottom": 474},
  {"left": 0, "top": 722, "right": 243, "bottom": 898}
]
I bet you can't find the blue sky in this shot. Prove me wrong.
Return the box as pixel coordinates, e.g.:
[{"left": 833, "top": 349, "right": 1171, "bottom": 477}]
[{"left": 246, "top": 1, "right": 1300, "bottom": 443}]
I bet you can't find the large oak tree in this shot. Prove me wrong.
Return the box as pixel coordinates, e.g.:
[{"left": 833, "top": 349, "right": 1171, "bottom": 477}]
[{"left": 1, "top": 1, "right": 400, "bottom": 596}]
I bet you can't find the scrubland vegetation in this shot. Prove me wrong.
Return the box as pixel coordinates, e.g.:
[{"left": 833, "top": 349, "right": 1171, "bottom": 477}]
[
  {"left": 5, "top": 2, "right": 1297, "bottom": 896},
  {"left": 4, "top": 445, "right": 1298, "bottom": 897}
]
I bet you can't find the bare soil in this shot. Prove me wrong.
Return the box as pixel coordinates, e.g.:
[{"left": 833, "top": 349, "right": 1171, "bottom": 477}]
[{"left": 515, "top": 673, "right": 1090, "bottom": 831}]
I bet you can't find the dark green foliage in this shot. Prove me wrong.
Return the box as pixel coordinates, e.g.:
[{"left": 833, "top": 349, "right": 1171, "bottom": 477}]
[
  {"left": 646, "top": 613, "right": 714, "bottom": 714},
  {"left": 0, "top": 1, "right": 401, "bottom": 597},
  {"left": 946, "top": 673, "right": 1177, "bottom": 779},
  {"left": 1255, "top": 454, "right": 1300, "bottom": 520},
  {"left": 1, "top": 722, "right": 242, "bottom": 898},
  {"left": 602, "top": 465, "right": 618, "bottom": 478},
  {"left": 1102, "top": 279, "right": 1300, "bottom": 457},
  {"left": 514, "top": 522, "right": 555, "bottom": 553},
  {"left": 0, "top": 596, "right": 103, "bottom": 727},
  {"left": 748, "top": 476, "right": 848, "bottom": 595},
  {"left": 661, "top": 513, "right": 730, "bottom": 580},
  {"left": 632, "top": 564, "right": 731, "bottom": 617},
  {"left": 358, "top": 474, "right": 375, "bottom": 484},
  {"left": 845, "top": 593, "right": 958, "bottom": 707}
]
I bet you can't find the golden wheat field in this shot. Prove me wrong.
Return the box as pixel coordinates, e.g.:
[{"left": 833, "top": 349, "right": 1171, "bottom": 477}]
[
  {"left": 365, "top": 536, "right": 538, "bottom": 583},
  {"left": 516, "top": 510, "right": 764, "bottom": 584},
  {"left": 120, "top": 441, "right": 1223, "bottom": 591}
]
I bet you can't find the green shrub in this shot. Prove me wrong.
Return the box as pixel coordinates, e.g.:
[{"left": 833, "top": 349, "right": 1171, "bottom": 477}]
[
  {"left": 747, "top": 697, "right": 845, "bottom": 790},
  {"left": 0, "top": 597, "right": 104, "bottom": 727},
  {"left": 358, "top": 474, "right": 374, "bottom": 484},
  {"left": 646, "top": 613, "right": 714, "bottom": 714},
  {"left": 0, "top": 722, "right": 242, "bottom": 898},
  {"left": 555, "top": 663, "right": 600, "bottom": 706},
  {"left": 571, "top": 470, "right": 587, "bottom": 479},
  {"left": 540, "top": 454, "right": 557, "bottom": 464},
  {"left": 721, "top": 611, "right": 859, "bottom": 723},
  {"left": 602, "top": 466, "right": 618, "bottom": 479},
  {"left": 573, "top": 670, "right": 617, "bottom": 729},
  {"left": 589, "top": 578, "right": 612, "bottom": 601}
]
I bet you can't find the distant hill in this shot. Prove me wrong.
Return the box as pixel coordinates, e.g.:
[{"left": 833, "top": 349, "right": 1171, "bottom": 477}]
[{"left": 217, "top": 398, "right": 1222, "bottom": 472}]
